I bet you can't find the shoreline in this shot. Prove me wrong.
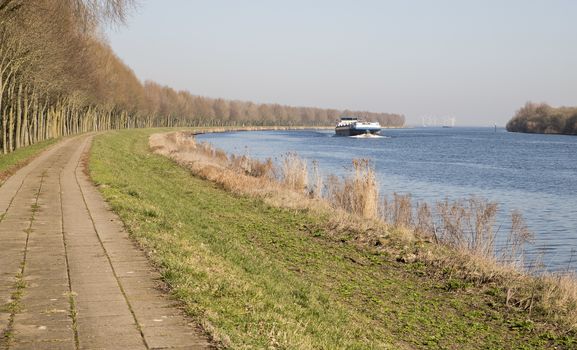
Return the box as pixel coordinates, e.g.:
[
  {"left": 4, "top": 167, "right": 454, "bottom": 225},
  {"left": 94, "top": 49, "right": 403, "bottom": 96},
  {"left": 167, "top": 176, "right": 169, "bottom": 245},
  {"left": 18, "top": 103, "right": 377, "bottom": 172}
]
[
  {"left": 149, "top": 130, "right": 576, "bottom": 342},
  {"left": 87, "top": 128, "right": 577, "bottom": 348},
  {"left": 195, "top": 126, "right": 577, "bottom": 273}
]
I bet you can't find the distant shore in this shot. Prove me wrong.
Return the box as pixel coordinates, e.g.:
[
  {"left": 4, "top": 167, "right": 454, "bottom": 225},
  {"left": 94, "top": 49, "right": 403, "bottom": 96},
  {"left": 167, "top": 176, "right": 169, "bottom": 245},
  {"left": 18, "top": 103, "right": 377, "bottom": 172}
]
[{"left": 507, "top": 102, "right": 577, "bottom": 135}]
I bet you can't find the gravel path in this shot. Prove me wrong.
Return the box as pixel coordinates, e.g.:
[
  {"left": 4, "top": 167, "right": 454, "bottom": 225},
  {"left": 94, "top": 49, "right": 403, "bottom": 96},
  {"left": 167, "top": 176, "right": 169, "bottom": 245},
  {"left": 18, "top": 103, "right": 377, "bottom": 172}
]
[{"left": 0, "top": 135, "right": 212, "bottom": 350}]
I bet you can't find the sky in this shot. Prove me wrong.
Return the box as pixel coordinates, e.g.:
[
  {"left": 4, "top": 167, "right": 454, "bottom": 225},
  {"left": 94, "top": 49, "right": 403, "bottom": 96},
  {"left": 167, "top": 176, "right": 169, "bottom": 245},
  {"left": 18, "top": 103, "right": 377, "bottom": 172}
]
[{"left": 106, "top": 0, "right": 577, "bottom": 126}]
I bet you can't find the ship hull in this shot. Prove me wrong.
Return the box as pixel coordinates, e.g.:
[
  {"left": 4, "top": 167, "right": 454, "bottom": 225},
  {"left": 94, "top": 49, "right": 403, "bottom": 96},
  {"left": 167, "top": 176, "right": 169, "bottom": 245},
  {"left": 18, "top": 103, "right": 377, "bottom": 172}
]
[{"left": 335, "top": 126, "right": 381, "bottom": 136}]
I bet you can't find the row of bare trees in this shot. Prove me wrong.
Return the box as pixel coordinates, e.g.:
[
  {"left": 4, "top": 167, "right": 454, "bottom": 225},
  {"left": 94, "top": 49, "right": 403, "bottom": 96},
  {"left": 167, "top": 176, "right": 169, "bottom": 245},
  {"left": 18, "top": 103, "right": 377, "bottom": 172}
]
[
  {"left": 0, "top": 0, "right": 404, "bottom": 154},
  {"left": 143, "top": 81, "right": 405, "bottom": 128},
  {"left": 0, "top": 0, "right": 139, "bottom": 153}
]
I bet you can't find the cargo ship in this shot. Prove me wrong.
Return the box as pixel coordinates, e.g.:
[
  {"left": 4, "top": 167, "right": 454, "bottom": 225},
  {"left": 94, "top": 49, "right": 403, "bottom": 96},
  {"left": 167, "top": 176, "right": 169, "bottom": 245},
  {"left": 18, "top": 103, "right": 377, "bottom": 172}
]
[{"left": 335, "top": 117, "right": 382, "bottom": 136}]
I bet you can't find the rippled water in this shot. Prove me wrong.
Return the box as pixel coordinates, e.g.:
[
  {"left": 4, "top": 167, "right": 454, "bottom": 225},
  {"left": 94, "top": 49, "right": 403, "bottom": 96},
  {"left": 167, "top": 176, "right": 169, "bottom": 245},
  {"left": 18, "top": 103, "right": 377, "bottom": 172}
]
[{"left": 197, "top": 128, "right": 577, "bottom": 272}]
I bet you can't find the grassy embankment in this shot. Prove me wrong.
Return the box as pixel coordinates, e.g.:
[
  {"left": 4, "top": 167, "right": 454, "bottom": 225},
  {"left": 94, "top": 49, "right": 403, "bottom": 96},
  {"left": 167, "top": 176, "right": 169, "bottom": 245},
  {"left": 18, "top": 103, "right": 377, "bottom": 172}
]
[
  {"left": 0, "top": 138, "right": 59, "bottom": 184},
  {"left": 89, "top": 129, "right": 576, "bottom": 349}
]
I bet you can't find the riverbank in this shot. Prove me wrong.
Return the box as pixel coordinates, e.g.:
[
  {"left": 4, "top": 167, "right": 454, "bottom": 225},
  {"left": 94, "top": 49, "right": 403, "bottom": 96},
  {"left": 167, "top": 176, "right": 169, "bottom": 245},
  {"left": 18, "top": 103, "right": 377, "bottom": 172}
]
[
  {"left": 88, "top": 128, "right": 575, "bottom": 349},
  {"left": 507, "top": 102, "right": 577, "bottom": 135}
]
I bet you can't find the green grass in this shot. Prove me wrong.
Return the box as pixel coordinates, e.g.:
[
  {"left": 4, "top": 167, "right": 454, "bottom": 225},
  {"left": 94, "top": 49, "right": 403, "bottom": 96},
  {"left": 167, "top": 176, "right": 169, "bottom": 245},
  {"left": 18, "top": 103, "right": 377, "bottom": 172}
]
[
  {"left": 0, "top": 139, "right": 58, "bottom": 183},
  {"left": 89, "top": 129, "right": 576, "bottom": 349}
]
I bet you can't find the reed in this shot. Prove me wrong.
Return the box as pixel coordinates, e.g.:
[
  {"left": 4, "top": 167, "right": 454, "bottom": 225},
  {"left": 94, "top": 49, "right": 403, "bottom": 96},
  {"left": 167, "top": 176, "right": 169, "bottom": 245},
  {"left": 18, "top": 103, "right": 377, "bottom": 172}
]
[
  {"left": 415, "top": 202, "right": 435, "bottom": 239},
  {"left": 281, "top": 152, "right": 308, "bottom": 192},
  {"left": 309, "top": 160, "right": 323, "bottom": 198},
  {"left": 391, "top": 193, "right": 413, "bottom": 229},
  {"left": 435, "top": 197, "right": 499, "bottom": 258},
  {"left": 325, "top": 159, "right": 379, "bottom": 219}
]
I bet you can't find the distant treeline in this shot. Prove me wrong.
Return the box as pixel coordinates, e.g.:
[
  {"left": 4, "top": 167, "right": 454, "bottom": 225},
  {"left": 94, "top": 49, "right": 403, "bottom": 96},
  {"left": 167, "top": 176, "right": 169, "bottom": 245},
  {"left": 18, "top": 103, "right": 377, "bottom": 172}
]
[
  {"left": 0, "top": 0, "right": 403, "bottom": 154},
  {"left": 506, "top": 102, "right": 577, "bottom": 135},
  {"left": 143, "top": 82, "right": 405, "bottom": 128}
]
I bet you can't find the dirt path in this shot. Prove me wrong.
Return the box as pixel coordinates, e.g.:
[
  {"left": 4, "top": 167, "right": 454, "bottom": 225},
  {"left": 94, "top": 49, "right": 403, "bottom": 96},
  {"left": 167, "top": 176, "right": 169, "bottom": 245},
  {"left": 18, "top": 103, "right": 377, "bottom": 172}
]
[{"left": 0, "top": 135, "right": 212, "bottom": 350}]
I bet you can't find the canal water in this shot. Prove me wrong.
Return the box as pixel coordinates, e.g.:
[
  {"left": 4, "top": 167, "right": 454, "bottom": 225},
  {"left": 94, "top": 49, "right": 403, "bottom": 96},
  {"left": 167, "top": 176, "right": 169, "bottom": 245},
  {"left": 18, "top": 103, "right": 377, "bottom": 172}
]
[{"left": 197, "top": 128, "right": 577, "bottom": 272}]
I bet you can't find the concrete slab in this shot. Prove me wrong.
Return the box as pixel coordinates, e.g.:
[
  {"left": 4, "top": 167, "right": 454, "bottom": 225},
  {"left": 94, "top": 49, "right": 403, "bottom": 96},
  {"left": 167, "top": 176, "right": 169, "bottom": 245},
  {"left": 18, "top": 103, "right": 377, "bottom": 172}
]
[{"left": 10, "top": 340, "right": 76, "bottom": 350}]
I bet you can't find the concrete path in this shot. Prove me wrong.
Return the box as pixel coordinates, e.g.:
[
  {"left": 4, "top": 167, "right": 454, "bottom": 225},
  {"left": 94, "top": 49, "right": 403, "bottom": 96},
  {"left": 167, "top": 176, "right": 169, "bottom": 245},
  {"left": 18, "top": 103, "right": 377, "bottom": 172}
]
[{"left": 0, "top": 135, "right": 212, "bottom": 349}]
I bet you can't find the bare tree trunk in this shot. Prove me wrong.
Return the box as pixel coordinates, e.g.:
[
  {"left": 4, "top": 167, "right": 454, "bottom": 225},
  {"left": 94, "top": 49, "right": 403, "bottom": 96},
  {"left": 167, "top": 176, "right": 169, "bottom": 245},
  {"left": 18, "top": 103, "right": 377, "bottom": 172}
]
[
  {"left": 1, "top": 104, "right": 7, "bottom": 154},
  {"left": 22, "top": 84, "right": 29, "bottom": 146},
  {"left": 31, "top": 91, "right": 37, "bottom": 144},
  {"left": 8, "top": 106, "right": 14, "bottom": 152},
  {"left": 40, "top": 101, "right": 47, "bottom": 142},
  {"left": 0, "top": 83, "right": 5, "bottom": 154},
  {"left": 7, "top": 80, "right": 15, "bottom": 152},
  {"left": 14, "top": 81, "right": 22, "bottom": 150}
]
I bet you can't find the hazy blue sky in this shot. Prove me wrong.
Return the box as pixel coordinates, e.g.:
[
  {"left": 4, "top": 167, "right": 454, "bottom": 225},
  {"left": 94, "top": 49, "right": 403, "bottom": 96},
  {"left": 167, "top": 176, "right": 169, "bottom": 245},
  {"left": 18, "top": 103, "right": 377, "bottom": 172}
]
[{"left": 106, "top": 0, "right": 577, "bottom": 126}]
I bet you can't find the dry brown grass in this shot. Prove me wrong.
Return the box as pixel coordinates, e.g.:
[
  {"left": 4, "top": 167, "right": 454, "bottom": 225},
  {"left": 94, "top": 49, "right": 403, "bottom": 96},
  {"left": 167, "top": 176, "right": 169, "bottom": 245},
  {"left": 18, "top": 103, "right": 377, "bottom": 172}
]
[
  {"left": 150, "top": 131, "right": 315, "bottom": 211},
  {"left": 150, "top": 130, "right": 577, "bottom": 332},
  {"left": 326, "top": 159, "right": 379, "bottom": 219},
  {"left": 415, "top": 202, "right": 435, "bottom": 239},
  {"left": 281, "top": 152, "right": 308, "bottom": 192},
  {"left": 229, "top": 154, "right": 275, "bottom": 179},
  {"left": 500, "top": 210, "right": 534, "bottom": 267},
  {"left": 394, "top": 194, "right": 413, "bottom": 228},
  {"left": 310, "top": 160, "right": 323, "bottom": 198},
  {"left": 538, "top": 273, "right": 577, "bottom": 327},
  {"left": 435, "top": 197, "right": 499, "bottom": 258}
]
